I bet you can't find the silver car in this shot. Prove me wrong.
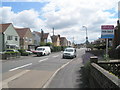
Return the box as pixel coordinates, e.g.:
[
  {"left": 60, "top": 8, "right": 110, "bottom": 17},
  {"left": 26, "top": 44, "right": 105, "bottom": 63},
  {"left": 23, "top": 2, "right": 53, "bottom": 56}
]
[{"left": 62, "top": 47, "right": 77, "bottom": 59}]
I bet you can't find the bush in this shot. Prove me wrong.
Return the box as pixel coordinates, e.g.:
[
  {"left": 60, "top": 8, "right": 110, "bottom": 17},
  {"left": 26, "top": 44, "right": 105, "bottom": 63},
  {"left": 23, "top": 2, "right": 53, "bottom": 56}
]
[
  {"left": 51, "top": 46, "right": 68, "bottom": 52},
  {"left": 21, "top": 52, "right": 29, "bottom": 56},
  {"left": 18, "top": 49, "right": 29, "bottom": 56},
  {"left": 108, "top": 48, "right": 120, "bottom": 59}
]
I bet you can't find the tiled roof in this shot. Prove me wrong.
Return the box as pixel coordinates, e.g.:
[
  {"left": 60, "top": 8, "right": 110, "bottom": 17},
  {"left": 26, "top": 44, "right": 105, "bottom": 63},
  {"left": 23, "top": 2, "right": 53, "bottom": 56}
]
[
  {"left": 33, "top": 31, "right": 41, "bottom": 36},
  {"left": 60, "top": 37, "right": 66, "bottom": 40},
  {"left": 15, "top": 28, "right": 29, "bottom": 38},
  {"left": 43, "top": 33, "right": 49, "bottom": 39},
  {"left": 0, "top": 23, "right": 12, "bottom": 33}
]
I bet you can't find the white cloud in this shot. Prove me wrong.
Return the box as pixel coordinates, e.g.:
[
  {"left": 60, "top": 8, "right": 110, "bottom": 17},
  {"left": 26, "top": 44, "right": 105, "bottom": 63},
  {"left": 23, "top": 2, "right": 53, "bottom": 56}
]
[
  {"left": 0, "top": 0, "right": 119, "bottom": 43},
  {"left": 0, "top": 7, "right": 46, "bottom": 32}
]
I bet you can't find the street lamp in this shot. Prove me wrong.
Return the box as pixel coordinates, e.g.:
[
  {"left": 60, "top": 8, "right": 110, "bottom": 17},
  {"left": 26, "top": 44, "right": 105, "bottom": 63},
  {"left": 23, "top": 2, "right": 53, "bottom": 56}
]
[{"left": 82, "top": 26, "right": 89, "bottom": 47}]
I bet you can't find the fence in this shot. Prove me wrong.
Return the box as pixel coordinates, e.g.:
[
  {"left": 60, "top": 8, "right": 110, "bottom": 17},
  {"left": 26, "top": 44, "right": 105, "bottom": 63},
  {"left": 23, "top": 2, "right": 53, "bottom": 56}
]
[{"left": 89, "top": 56, "right": 120, "bottom": 88}]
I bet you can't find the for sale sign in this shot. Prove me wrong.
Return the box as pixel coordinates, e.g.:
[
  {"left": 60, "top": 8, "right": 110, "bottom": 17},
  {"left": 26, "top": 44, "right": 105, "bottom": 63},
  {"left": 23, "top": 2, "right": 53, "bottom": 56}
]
[{"left": 101, "top": 25, "right": 114, "bottom": 38}]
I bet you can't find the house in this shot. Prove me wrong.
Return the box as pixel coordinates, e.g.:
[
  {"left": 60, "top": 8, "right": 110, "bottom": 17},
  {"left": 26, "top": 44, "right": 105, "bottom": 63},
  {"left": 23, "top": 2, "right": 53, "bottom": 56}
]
[
  {"left": 0, "top": 23, "right": 20, "bottom": 52},
  {"left": 51, "top": 35, "right": 60, "bottom": 46},
  {"left": 32, "top": 31, "right": 41, "bottom": 47},
  {"left": 15, "top": 28, "right": 34, "bottom": 50},
  {"left": 60, "top": 37, "right": 68, "bottom": 46},
  {"left": 67, "top": 41, "right": 72, "bottom": 47},
  {"left": 40, "top": 30, "right": 49, "bottom": 43}
]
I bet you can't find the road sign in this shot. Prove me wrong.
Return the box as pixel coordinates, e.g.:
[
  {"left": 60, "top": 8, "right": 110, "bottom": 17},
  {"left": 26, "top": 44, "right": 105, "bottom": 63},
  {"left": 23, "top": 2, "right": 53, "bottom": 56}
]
[{"left": 101, "top": 25, "right": 114, "bottom": 38}]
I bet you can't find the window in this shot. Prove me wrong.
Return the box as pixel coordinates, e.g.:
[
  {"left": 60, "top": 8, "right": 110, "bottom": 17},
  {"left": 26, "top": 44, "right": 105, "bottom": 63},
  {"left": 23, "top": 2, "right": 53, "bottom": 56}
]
[
  {"left": 7, "top": 36, "right": 13, "bottom": 40},
  {"left": 15, "top": 36, "right": 18, "bottom": 41},
  {"left": 29, "top": 38, "right": 32, "bottom": 43}
]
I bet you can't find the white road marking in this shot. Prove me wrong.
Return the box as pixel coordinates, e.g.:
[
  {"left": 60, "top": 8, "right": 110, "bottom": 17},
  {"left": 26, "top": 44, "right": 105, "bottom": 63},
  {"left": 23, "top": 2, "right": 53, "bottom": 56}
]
[
  {"left": 1, "top": 70, "right": 30, "bottom": 89},
  {"left": 42, "top": 59, "right": 74, "bottom": 88},
  {"left": 39, "top": 58, "right": 48, "bottom": 63},
  {"left": 9, "top": 63, "right": 32, "bottom": 72},
  {"left": 53, "top": 55, "right": 59, "bottom": 58}
]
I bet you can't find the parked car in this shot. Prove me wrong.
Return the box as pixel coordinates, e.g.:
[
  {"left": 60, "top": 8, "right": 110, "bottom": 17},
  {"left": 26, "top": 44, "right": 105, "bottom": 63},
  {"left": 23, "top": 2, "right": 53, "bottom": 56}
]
[
  {"left": 34, "top": 46, "right": 51, "bottom": 56},
  {"left": 5, "top": 49, "right": 19, "bottom": 53},
  {"left": 25, "top": 50, "right": 33, "bottom": 54},
  {"left": 62, "top": 47, "right": 76, "bottom": 59}
]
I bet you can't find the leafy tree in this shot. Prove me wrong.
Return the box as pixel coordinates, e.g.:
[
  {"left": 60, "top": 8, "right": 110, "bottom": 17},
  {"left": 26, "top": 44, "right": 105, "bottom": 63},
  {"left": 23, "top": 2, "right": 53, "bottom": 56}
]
[{"left": 40, "top": 42, "right": 46, "bottom": 46}]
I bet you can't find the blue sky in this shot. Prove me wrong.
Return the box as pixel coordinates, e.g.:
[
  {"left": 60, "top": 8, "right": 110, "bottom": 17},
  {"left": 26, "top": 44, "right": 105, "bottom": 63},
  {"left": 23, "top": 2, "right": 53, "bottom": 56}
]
[{"left": 2, "top": 2, "right": 47, "bottom": 13}]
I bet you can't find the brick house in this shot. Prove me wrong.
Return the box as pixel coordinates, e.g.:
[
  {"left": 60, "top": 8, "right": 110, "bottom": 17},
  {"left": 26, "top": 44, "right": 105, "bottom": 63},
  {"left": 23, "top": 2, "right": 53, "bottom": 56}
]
[
  {"left": 15, "top": 28, "right": 34, "bottom": 50},
  {"left": 60, "top": 37, "right": 68, "bottom": 46}
]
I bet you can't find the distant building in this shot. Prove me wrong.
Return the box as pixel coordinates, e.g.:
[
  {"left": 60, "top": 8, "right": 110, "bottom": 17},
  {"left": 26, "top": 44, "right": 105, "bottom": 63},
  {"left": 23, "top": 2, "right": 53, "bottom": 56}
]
[
  {"left": 60, "top": 37, "right": 68, "bottom": 46},
  {"left": 15, "top": 28, "right": 34, "bottom": 50},
  {"left": 32, "top": 31, "right": 41, "bottom": 46},
  {"left": 51, "top": 35, "right": 60, "bottom": 46},
  {"left": 40, "top": 30, "right": 49, "bottom": 44},
  {"left": 67, "top": 41, "right": 72, "bottom": 47},
  {"left": 0, "top": 23, "right": 20, "bottom": 52}
]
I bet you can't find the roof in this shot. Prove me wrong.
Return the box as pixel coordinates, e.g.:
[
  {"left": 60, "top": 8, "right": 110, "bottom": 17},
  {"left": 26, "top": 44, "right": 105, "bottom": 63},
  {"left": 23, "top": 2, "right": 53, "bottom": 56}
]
[
  {"left": 43, "top": 33, "right": 49, "bottom": 39},
  {"left": 33, "top": 31, "right": 41, "bottom": 36},
  {"left": 15, "top": 28, "right": 30, "bottom": 38},
  {"left": 0, "top": 23, "right": 12, "bottom": 33},
  {"left": 60, "top": 37, "right": 67, "bottom": 41}
]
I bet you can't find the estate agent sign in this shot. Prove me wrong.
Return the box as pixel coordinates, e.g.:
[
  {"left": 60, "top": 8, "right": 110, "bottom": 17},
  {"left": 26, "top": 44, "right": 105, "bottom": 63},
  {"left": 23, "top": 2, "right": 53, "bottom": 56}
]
[{"left": 101, "top": 25, "right": 114, "bottom": 38}]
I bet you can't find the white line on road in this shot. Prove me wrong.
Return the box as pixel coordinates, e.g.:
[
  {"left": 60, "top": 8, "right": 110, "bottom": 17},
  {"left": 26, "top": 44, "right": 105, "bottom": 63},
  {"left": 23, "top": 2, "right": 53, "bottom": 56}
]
[
  {"left": 9, "top": 63, "right": 32, "bottom": 72},
  {"left": 39, "top": 58, "right": 48, "bottom": 63},
  {"left": 53, "top": 55, "right": 59, "bottom": 58},
  {"left": 42, "top": 59, "right": 74, "bottom": 88}
]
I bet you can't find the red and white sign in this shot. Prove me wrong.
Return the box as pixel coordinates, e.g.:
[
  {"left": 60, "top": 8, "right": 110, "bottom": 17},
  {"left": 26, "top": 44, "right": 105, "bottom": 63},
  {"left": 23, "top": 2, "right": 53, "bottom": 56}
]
[{"left": 101, "top": 25, "right": 114, "bottom": 38}]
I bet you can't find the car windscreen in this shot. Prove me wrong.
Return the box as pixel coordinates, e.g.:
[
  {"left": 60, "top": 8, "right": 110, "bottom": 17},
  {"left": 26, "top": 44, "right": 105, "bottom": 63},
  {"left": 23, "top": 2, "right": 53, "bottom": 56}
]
[
  {"left": 65, "top": 49, "right": 73, "bottom": 52},
  {"left": 36, "top": 48, "right": 45, "bottom": 51}
]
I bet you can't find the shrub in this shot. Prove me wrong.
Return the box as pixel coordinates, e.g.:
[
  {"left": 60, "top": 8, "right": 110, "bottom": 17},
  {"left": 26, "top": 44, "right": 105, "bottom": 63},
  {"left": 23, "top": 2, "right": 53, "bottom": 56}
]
[
  {"left": 21, "top": 52, "right": 29, "bottom": 56},
  {"left": 18, "top": 49, "right": 29, "bottom": 56}
]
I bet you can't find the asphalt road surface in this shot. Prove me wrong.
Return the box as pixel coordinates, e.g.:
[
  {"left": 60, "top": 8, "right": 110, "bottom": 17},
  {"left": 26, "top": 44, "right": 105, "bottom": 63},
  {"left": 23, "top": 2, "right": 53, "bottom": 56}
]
[{"left": 1, "top": 48, "right": 86, "bottom": 89}]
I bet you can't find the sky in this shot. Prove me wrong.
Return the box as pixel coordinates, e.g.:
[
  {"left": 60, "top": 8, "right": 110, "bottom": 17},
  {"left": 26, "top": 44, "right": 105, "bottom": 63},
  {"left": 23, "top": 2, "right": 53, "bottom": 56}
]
[{"left": 0, "top": 0, "right": 119, "bottom": 44}]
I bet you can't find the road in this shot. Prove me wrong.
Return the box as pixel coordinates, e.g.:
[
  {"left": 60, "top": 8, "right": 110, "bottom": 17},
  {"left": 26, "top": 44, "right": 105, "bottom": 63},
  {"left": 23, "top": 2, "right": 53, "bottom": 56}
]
[{"left": 1, "top": 48, "right": 86, "bottom": 89}]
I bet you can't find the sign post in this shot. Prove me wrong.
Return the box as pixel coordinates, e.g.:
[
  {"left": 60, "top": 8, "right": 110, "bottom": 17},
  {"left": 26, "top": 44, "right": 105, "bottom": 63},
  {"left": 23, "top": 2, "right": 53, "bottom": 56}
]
[{"left": 101, "top": 25, "right": 114, "bottom": 60}]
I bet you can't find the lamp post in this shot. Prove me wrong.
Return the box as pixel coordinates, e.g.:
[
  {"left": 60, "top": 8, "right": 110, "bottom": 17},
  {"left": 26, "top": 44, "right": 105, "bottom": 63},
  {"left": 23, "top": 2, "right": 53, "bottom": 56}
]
[{"left": 82, "top": 26, "right": 88, "bottom": 48}]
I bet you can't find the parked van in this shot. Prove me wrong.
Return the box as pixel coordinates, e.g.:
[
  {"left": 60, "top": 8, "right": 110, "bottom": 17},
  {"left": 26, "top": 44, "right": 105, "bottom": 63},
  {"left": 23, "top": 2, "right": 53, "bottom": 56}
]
[
  {"left": 35, "top": 46, "right": 51, "bottom": 56},
  {"left": 62, "top": 47, "right": 76, "bottom": 59}
]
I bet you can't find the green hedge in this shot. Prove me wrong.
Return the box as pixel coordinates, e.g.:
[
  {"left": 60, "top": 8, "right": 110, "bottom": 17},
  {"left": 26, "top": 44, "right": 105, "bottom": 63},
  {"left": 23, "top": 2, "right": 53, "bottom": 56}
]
[
  {"left": 2, "top": 52, "right": 20, "bottom": 59},
  {"left": 18, "top": 49, "right": 29, "bottom": 56},
  {"left": 51, "top": 46, "right": 67, "bottom": 52}
]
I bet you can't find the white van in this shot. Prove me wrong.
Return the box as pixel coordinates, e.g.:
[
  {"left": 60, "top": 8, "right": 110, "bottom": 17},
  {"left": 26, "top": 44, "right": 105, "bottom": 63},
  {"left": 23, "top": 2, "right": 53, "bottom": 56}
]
[{"left": 35, "top": 46, "right": 51, "bottom": 56}]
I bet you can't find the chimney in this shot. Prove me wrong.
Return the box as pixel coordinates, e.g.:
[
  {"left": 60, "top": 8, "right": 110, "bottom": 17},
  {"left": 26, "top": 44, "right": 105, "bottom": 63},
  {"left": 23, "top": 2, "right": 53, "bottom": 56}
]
[
  {"left": 53, "top": 28, "right": 54, "bottom": 36},
  {"left": 41, "top": 29, "right": 44, "bottom": 42}
]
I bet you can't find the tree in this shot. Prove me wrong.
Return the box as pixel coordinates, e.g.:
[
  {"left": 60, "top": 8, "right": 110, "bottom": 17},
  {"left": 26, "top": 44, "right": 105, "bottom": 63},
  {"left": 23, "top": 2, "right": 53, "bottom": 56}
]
[{"left": 40, "top": 42, "right": 46, "bottom": 46}]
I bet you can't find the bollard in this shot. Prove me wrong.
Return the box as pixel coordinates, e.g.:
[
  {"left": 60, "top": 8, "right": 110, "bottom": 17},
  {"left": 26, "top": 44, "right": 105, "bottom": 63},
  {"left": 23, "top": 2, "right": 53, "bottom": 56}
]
[{"left": 90, "top": 56, "right": 98, "bottom": 63}]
